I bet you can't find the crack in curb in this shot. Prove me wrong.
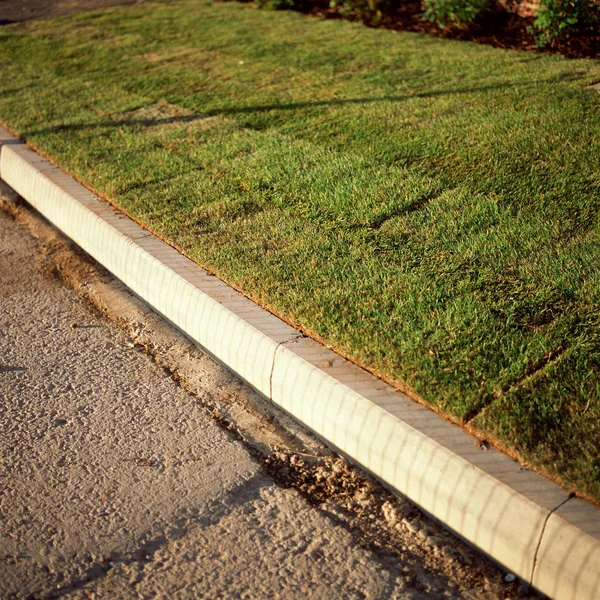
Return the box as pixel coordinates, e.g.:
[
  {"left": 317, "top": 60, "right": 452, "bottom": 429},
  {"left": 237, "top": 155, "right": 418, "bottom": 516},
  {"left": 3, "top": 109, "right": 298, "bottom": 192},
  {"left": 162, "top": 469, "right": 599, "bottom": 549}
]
[
  {"left": 529, "top": 494, "right": 574, "bottom": 586},
  {"left": 269, "top": 335, "right": 303, "bottom": 400}
]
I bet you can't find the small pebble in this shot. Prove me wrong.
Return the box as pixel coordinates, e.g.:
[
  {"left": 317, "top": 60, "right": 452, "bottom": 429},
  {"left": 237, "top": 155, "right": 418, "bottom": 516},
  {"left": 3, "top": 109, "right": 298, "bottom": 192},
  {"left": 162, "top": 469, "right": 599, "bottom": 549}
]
[
  {"left": 381, "top": 501, "right": 398, "bottom": 525},
  {"left": 504, "top": 573, "right": 517, "bottom": 583},
  {"left": 517, "top": 582, "right": 531, "bottom": 597},
  {"left": 403, "top": 519, "right": 418, "bottom": 534}
]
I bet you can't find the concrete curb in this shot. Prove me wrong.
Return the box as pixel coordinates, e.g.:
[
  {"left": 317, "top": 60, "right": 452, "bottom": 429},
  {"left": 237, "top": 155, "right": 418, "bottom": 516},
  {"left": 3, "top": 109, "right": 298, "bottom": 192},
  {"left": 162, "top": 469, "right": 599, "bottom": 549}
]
[{"left": 1, "top": 126, "right": 598, "bottom": 600}]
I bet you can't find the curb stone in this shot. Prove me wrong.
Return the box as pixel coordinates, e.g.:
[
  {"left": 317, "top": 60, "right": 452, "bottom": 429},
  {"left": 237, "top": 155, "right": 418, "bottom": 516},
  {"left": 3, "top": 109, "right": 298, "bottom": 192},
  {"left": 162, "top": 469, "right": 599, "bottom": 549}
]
[{"left": 1, "top": 125, "right": 598, "bottom": 600}]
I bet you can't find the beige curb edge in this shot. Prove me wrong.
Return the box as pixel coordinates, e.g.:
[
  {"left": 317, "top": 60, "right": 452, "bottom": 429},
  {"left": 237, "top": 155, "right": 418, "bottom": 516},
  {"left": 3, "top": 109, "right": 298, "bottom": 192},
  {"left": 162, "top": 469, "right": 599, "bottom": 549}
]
[{"left": 1, "top": 126, "right": 598, "bottom": 600}]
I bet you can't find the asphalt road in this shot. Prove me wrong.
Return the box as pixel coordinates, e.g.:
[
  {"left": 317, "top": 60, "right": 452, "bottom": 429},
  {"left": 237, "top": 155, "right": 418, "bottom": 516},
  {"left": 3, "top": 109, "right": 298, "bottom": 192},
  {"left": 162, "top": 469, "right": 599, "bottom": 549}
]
[
  {"left": 0, "top": 0, "right": 140, "bottom": 24},
  {"left": 0, "top": 189, "right": 527, "bottom": 599}
]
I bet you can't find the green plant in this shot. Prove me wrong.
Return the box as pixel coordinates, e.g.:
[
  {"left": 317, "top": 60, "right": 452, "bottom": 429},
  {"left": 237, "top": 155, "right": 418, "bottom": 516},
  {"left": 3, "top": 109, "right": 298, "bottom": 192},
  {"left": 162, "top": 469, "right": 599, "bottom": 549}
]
[
  {"left": 329, "top": 0, "right": 384, "bottom": 23},
  {"left": 254, "top": 0, "right": 295, "bottom": 10},
  {"left": 531, "top": 0, "right": 599, "bottom": 46},
  {"left": 422, "top": 0, "right": 490, "bottom": 27}
]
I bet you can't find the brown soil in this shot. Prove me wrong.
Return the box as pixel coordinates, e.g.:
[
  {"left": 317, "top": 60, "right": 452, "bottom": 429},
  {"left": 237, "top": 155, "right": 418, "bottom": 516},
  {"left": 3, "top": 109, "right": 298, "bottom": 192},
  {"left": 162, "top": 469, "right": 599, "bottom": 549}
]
[{"left": 293, "top": 0, "right": 600, "bottom": 59}]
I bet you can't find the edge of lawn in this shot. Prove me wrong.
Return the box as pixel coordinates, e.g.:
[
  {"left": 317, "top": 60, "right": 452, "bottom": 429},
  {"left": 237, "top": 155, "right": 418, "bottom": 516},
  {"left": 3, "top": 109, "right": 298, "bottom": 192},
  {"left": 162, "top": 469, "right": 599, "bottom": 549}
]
[
  {"left": 0, "top": 1, "right": 598, "bottom": 506},
  {"left": 2, "top": 115, "right": 598, "bottom": 509},
  {"left": 2, "top": 123, "right": 600, "bottom": 600}
]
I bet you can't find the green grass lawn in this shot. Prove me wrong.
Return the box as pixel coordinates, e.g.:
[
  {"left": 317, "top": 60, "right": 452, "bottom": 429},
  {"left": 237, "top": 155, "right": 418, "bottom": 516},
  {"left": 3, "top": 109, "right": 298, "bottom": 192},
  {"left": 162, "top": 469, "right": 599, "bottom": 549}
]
[{"left": 1, "top": 0, "right": 599, "bottom": 500}]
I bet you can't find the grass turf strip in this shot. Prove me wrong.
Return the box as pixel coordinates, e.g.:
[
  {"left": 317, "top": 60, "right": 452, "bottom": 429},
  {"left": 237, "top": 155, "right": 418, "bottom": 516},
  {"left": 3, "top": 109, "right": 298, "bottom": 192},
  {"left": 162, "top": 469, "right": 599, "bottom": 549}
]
[{"left": 0, "top": 0, "right": 599, "bottom": 500}]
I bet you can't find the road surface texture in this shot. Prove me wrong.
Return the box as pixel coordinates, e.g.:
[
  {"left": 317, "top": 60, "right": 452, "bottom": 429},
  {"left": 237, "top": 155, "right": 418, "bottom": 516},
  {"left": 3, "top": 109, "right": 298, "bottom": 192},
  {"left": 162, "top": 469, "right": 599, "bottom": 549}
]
[
  {"left": 0, "top": 0, "right": 142, "bottom": 24},
  {"left": 0, "top": 191, "right": 534, "bottom": 599}
]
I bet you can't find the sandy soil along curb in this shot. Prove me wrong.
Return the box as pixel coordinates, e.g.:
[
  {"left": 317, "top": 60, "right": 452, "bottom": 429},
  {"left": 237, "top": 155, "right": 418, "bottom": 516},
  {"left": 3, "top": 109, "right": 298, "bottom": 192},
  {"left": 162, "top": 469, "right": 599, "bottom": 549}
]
[{"left": 1, "top": 125, "right": 598, "bottom": 600}]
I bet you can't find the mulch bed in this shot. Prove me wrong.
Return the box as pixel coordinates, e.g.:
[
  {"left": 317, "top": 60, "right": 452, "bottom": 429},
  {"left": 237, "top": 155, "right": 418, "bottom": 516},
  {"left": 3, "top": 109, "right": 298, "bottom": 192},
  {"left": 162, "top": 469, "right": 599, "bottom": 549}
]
[{"left": 293, "top": 0, "right": 600, "bottom": 59}]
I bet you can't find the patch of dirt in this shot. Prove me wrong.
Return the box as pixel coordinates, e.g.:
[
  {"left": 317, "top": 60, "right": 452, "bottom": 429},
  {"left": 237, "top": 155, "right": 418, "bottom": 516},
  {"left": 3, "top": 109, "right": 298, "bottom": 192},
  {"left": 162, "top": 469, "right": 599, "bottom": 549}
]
[
  {"left": 119, "top": 101, "right": 229, "bottom": 133},
  {"left": 263, "top": 448, "right": 534, "bottom": 599}
]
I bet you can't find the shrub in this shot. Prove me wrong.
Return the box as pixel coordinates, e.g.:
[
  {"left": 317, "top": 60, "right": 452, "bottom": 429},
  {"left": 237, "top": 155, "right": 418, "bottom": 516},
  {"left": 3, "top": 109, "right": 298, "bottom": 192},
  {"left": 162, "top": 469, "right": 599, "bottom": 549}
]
[
  {"left": 254, "top": 0, "right": 295, "bottom": 9},
  {"left": 422, "top": 0, "right": 491, "bottom": 28},
  {"left": 531, "top": 0, "right": 600, "bottom": 46},
  {"left": 329, "top": 0, "right": 385, "bottom": 23}
]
